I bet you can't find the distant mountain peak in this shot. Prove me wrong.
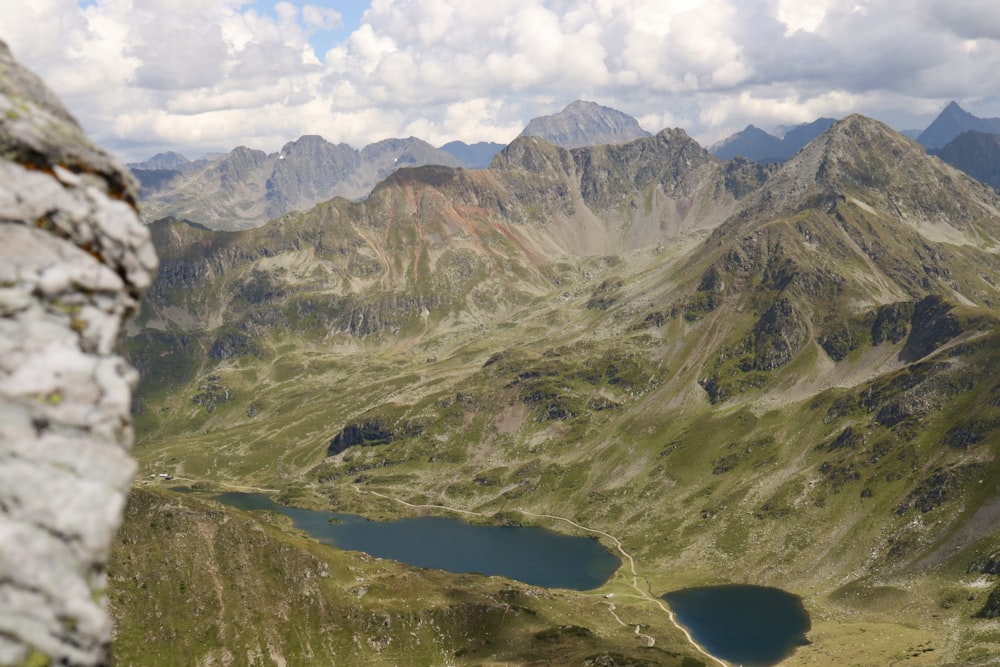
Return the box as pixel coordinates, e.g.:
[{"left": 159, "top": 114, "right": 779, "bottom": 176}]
[
  {"left": 517, "top": 100, "right": 651, "bottom": 149},
  {"left": 917, "top": 101, "right": 1000, "bottom": 149},
  {"left": 128, "top": 151, "right": 193, "bottom": 171},
  {"left": 938, "top": 101, "right": 976, "bottom": 123},
  {"left": 711, "top": 118, "right": 835, "bottom": 163}
]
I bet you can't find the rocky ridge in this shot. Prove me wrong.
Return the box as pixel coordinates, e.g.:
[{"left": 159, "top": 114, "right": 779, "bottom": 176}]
[{"left": 0, "top": 40, "right": 156, "bottom": 666}]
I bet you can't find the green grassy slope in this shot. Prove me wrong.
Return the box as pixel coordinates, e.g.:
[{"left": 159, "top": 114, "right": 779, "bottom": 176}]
[{"left": 110, "top": 488, "right": 707, "bottom": 666}]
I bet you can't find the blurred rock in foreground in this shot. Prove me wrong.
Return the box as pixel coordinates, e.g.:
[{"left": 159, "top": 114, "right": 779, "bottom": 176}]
[{"left": 0, "top": 39, "right": 157, "bottom": 666}]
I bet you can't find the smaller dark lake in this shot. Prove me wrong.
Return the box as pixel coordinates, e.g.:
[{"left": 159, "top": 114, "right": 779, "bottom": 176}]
[
  {"left": 662, "top": 584, "right": 810, "bottom": 666},
  {"left": 211, "top": 491, "right": 620, "bottom": 591}
]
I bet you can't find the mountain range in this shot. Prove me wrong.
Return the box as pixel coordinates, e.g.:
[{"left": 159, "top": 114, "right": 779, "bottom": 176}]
[
  {"left": 708, "top": 101, "right": 1000, "bottom": 163},
  {"left": 117, "top": 112, "right": 1000, "bottom": 665},
  {"left": 710, "top": 117, "right": 836, "bottom": 162},
  {"left": 132, "top": 100, "right": 1000, "bottom": 238},
  {"left": 130, "top": 135, "right": 466, "bottom": 230},
  {"left": 129, "top": 101, "right": 654, "bottom": 231}
]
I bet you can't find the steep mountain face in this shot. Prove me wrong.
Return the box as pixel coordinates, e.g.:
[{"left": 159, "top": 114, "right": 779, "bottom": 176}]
[
  {"left": 136, "top": 135, "right": 461, "bottom": 231},
  {"left": 711, "top": 118, "right": 835, "bottom": 162},
  {"left": 917, "top": 101, "right": 1000, "bottom": 149},
  {"left": 931, "top": 130, "right": 1000, "bottom": 190},
  {"left": 517, "top": 100, "right": 651, "bottom": 149},
  {"left": 486, "top": 131, "right": 770, "bottom": 255},
  {"left": 439, "top": 140, "right": 506, "bottom": 168},
  {"left": 123, "top": 115, "right": 1000, "bottom": 664}
]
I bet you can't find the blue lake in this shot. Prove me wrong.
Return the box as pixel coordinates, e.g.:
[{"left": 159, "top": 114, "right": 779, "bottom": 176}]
[
  {"left": 663, "top": 584, "right": 810, "bottom": 666},
  {"left": 212, "top": 491, "right": 620, "bottom": 591}
]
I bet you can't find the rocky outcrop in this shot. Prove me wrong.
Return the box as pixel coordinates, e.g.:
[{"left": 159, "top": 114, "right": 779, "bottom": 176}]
[
  {"left": 903, "top": 295, "right": 963, "bottom": 360},
  {"left": 0, "top": 40, "right": 156, "bottom": 666},
  {"left": 327, "top": 419, "right": 395, "bottom": 455},
  {"left": 975, "top": 585, "right": 1000, "bottom": 619}
]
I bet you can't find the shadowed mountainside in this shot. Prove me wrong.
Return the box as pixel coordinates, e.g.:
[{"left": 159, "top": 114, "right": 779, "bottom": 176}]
[{"left": 932, "top": 130, "right": 1000, "bottom": 191}]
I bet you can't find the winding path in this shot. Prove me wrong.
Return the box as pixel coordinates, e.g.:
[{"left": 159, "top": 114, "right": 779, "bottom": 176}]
[
  {"left": 165, "top": 476, "right": 281, "bottom": 493},
  {"left": 353, "top": 486, "right": 728, "bottom": 667}
]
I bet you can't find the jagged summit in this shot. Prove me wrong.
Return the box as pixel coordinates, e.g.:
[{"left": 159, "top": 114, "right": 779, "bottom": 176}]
[
  {"left": 650, "top": 114, "right": 1000, "bottom": 409},
  {"left": 678, "top": 114, "right": 1000, "bottom": 377},
  {"left": 494, "top": 127, "right": 725, "bottom": 189},
  {"left": 517, "top": 100, "right": 651, "bottom": 149},
  {"left": 490, "top": 134, "right": 575, "bottom": 174},
  {"left": 489, "top": 127, "right": 769, "bottom": 249},
  {"left": 917, "top": 100, "right": 1000, "bottom": 149}
]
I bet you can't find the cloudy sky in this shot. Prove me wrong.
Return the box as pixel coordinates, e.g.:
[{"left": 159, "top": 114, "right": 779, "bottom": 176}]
[{"left": 4, "top": 0, "right": 1000, "bottom": 162}]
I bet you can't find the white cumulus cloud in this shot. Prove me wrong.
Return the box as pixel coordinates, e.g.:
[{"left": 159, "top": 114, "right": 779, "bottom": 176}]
[{"left": 3, "top": 0, "right": 1000, "bottom": 161}]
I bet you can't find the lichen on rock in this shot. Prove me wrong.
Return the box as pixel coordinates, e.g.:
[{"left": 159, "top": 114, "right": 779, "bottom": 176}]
[{"left": 0, "top": 40, "right": 157, "bottom": 666}]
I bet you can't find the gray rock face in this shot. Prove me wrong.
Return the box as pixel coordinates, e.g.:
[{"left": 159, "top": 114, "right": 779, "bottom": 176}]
[
  {"left": 0, "top": 40, "right": 157, "bottom": 666},
  {"left": 517, "top": 100, "right": 652, "bottom": 149}
]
